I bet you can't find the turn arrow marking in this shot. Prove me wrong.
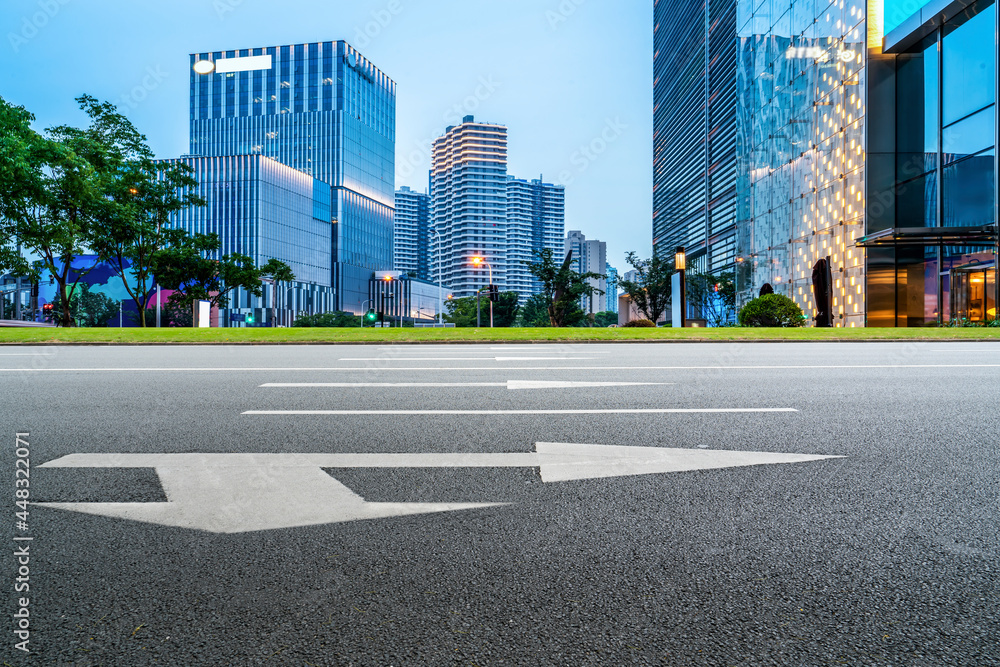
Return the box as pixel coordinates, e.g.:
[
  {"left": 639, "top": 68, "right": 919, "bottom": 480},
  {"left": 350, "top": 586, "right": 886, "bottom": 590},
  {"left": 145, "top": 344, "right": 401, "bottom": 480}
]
[{"left": 37, "top": 444, "right": 842, "bottom": 534}]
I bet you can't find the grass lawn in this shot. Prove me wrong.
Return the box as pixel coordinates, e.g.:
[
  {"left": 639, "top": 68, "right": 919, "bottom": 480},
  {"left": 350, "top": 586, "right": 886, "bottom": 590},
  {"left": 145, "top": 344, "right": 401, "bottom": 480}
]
[{"left": 1, "top": 326, "right": 999, "bottom": 344}]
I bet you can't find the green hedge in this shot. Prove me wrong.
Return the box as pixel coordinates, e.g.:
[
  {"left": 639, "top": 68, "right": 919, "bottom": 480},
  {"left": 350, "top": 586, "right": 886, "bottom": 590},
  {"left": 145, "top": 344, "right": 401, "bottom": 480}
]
[
  {"left": 622, "top": 319, "right": 656, "bottom": 328},
  {"left": 738, "top": 294, "right": 806, "bottom": 327}
]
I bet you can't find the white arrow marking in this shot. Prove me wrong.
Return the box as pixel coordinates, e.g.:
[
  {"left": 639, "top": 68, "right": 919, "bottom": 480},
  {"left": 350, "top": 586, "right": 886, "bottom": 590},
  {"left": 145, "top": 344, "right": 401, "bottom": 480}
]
[
  {"left": 259, "top": 381, "right": 672, "bottom": 390},
  {"left": 36, "top": 444, "right": 841, "bottom": 533}
]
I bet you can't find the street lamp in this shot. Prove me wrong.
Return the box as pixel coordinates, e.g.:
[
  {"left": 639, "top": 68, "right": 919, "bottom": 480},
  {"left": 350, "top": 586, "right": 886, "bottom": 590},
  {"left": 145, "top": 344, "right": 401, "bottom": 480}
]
[
  {"left": 471, "top": 256, "right": 493, "bottom": 328},
  {"left": 381, "top": 275, "right": 396, "bottom": 327},
  {"left": 675, "top": 246, "right": 686, "bottom": 328},
  {"left": 430, "top": 226, "right": 444, "bottom": 325}
]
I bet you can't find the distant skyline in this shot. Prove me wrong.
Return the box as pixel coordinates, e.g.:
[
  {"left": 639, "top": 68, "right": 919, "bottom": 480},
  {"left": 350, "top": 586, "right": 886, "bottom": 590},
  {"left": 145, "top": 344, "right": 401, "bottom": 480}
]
[{"left": 1, "top": 0, "right": 653, "bottom": 272}]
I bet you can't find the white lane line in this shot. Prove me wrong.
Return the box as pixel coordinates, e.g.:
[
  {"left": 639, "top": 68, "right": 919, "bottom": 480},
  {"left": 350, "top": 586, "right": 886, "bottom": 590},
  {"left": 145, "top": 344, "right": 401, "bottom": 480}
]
[
  {"left": 336, "top": 357, "right": 597, "bottom": 361},
  {"left": 929, "top": 349, "right": 1000, "bottom": 352},
  {"left": 3, "top": 364, "right": 1000, "bottom": 373},
  {"left": 243, "top": 408, "right": 798, "bottom": 415},
  {"left": 260, "top": 381, "right": 673, "bottom": 390},
  {"left": 0, "top": 353, "right": 55, "bottom": 356},
  {"left": 262, "top": 382, "right": 505, "bottom": 388}
]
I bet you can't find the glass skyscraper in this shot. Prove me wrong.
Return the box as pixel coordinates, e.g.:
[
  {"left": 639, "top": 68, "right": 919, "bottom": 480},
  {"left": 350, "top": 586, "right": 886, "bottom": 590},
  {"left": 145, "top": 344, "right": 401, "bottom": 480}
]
[
  {"left": 430, "top": 116, "right": 508, "bottom": 298},
  {"left": 653, "top": 0, "right": 738, "bottom": 275},
  {"left": 188, "top": 41, "right": 396, "bottom": 313},
  {"left": 161, "top": 154, "right": 336, "bottom": 324}
]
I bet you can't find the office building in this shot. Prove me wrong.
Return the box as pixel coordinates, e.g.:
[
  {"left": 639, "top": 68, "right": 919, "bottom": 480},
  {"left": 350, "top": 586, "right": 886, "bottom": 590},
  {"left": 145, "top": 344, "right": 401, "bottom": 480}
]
[
  {"left": 394, "top": 186, "right": 431, "bottom": 280},
  {"left": 162, "top": 154, "right": 336, "bottom": 325},
  {"left": 652, "top": 0, "right": 738, "bottom": 275},
  {"left": 565, "top": 230, "right": 607, "bottom": 314},
  {"left": 188, "top": 41, "right": 396, "bottom": 313},
  {"left": 860, "top": 0, "right": 997, "bottom": 325},
  {"left": 506, "top": 176, "right": 566, "bottom": 302},
  {"left": 605, "top": 263, "right": 619, "bottom": 313},
  {"left": 430, "top": 116, "right": 508, "bottom": 298},
  {"left": 731, "top": 0, "right": 997, "bottom": 327}
]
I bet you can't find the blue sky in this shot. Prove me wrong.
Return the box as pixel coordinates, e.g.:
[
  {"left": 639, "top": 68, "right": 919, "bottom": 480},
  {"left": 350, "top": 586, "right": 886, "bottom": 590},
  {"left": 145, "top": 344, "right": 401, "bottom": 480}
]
[{"left": 1, "top": 0, "right": 653, "bottom": 271}]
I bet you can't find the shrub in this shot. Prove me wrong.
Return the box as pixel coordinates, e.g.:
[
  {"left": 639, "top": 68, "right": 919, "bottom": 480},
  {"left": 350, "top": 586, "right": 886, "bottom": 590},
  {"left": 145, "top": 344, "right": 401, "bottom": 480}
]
[
  {"left": 738, "top": 294, "right": 806, "bottom": 327},
  {"left": 622, "top": 318, "right": 656, "bottom": 328}
]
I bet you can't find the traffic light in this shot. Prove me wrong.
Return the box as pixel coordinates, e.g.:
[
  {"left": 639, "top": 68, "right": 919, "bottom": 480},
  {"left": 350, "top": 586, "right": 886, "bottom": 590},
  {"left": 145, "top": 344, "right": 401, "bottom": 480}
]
[
  {"left": 489, "top": 284, "right": 499, "bottom": 302},
  {"left": 42, "top": 303, "right": 53, "bottom": 319},
  {"left": 246, "top": 313, "right": 255, "bottom": 325},
  {"left": 365, "top": 309, "right": 378, "bottom": 323}
]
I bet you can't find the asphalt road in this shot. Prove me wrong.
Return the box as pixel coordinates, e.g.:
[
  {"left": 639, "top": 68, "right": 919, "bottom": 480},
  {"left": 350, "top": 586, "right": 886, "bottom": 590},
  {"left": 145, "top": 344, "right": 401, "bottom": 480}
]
[{"left": 1, "top": 342, "right": 998, "bottom": 666}]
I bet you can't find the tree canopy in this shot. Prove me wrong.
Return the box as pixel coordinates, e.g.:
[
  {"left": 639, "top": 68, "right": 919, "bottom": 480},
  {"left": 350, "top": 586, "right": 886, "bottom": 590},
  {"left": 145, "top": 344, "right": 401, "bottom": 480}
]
[
  {"left": 617, "top": 251, "right": 673, "bottom": 324},
  {"left": 525, "top": 249, "right": 604, "bottom": 327}
]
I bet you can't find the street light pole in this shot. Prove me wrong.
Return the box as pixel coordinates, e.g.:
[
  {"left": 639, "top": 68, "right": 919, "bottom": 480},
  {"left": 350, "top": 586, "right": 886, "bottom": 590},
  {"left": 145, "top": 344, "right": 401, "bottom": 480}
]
[
  {"left": 471, "top": 256, "right": 494, "bottom": 328},
  {"left": 675, "top": 246, "right": 687, "bottom": 328},
  {"left": 431, "top": 227, "right": 443, "bottom": 325}
]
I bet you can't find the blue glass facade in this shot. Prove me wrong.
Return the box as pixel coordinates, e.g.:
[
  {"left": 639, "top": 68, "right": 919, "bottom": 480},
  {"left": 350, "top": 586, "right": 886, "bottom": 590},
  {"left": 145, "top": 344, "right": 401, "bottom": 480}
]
[
  {"left": 161, "top": 154, "right": 335, "bottom": 324},
  {"left": 189, "top": 41, "right": 395, "bottom": 313},
  {"left": 653, "top": 0, "right": 738, "bottom": 275}
]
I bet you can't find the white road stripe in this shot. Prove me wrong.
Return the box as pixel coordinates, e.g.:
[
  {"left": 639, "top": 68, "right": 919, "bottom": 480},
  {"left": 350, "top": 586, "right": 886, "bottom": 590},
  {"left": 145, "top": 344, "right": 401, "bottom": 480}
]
[
  {"left": 242, "top": 408, "right": 798, "bottom": 415},
  {"left": 336, "top": 357, "right": 597, "bottom": 361},
  {"left": 3, "top": 365, "right": 1000, "bottom": 373},
  {"left": 260, "top": 381, "right": 672, "bottom": 390}
]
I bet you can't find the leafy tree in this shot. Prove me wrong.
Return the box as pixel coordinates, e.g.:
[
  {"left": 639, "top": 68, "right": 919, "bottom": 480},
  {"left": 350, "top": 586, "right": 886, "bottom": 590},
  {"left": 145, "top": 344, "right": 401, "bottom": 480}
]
[
  {"left": 593, "top": 311, "right": 619, "bottom": 327},
  {"left": 49, "top": 284, "right": 119, "bottom": 327},
  {"left": 517, "top": 293, "right": 551, "bottom": 327},
  {"left": 687, "top": 272, "right": 736, "bottom": 327},
  {"left": 444, "top": 296, "right": 478, "bottom": 327},
  {"left": 293, "top": 311, "right": 362, "bottom": 328},
  {"left": 0, "top": 96, "right": 103, "bottom": 327},
  {"left": 617, "top": 251, "right": 673, "bottom": 324},
  {"left": 153, "top": 233, "right": 295, "bottom": 326},
  {"left": 54, "top": 96, "right": 205, "bottom": 328},
  {"left": 492, "top": 291, "right": 520, "bottom": 327},
  {"left": 525, "top": 249, "right": 604, "bottom": 327}
]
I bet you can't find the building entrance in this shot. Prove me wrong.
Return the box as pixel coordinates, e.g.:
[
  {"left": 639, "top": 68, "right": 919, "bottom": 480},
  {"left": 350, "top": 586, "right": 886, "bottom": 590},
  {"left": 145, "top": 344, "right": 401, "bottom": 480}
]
[{"left": 949, "top": 263, "right": 996, "bottom": 324}]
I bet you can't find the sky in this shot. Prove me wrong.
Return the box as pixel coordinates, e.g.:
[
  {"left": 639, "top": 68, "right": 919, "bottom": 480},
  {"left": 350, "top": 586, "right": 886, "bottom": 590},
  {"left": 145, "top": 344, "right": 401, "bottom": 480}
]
[{"left": 1, "top": 0, "right": 653, "bottom": 271}]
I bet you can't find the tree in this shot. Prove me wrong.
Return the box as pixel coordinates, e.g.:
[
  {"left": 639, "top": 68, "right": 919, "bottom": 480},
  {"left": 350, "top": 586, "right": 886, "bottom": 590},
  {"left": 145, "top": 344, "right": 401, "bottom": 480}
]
[
  {"left": 444, "top": 296, "right": 477, "bottom": 327},
  {"left": 738, "top": 294, "right": 806, "bottom": 327},
  {"left": 293, "top": 311, "right": 361, "bottom": 328},
  {"left": 593, "top": 311, "right": 619, "bottom": 327},
  {"left": 0, "top": 96, "right": 103, "bottom": 327},
  {"left": 153, "top": 233, "right": 295, "bottom": 326},
  {"left": 518, "top": 293, "right": 551, "bottom": 327},
  {"left": 525, "top": 249, "right": 604, "bottom": 327},
  {"left": 54, "top": 96, "right": 205, "bottom": 328},
  {"left": 687, "top": 272, "right": 736, "bottom": 327},
  {"left": 50, "top": 284, "right": 119, "bottom": 327},
  {"left": 617, "top": 251, "right": 674, "bottom": 324},
  {"left": 492, "top": 291, "right": 520, "bottom": 327}
]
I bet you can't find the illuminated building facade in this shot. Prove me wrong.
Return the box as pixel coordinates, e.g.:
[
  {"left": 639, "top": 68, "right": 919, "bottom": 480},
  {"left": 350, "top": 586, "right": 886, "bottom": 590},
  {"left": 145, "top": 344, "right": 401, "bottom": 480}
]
[
  {"left": 733, "top": 0, "right": 997, "bottom": 326},
  {"left": 188, "top": 41, "right": 396, "bottom": 313},
  {"left": 861, "top": 0, "right": 997, "bottom": 325},
  {"left": 735, "top": 0, "right": 868, "bottom": 327},
  {"left": 653, "top": 0, "right": 738, "bottom": 275},
  {"left": 430, "top": 116, "right": 508, "bottom": 298}
]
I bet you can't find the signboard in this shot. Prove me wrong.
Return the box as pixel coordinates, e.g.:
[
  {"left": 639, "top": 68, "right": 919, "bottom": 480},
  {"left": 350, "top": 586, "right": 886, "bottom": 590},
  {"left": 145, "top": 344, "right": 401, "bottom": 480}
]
[
  {"left": 229, "top": 313, "right": 246, "bottom": 323},
  {"left": 671, "top": 273, "right": 682, "bottom": 328},
  {"left": 197, "top": 301, "right": 211, "bottom": 328}
]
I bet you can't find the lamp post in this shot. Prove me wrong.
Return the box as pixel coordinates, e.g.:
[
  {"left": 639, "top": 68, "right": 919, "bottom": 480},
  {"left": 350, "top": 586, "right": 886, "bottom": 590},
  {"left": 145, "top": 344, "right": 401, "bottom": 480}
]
[
  {"left": 471, "top": 256, "right": 493, "bottom": 328},
  {"left": 381, "top": 275, "right": 396, "bottom": 327},
  {"left": 675, "top": 246, "right": 687, "bottom": 328},
  {"left": 431, "top": 227, "right": 444, "bottom": 325}
]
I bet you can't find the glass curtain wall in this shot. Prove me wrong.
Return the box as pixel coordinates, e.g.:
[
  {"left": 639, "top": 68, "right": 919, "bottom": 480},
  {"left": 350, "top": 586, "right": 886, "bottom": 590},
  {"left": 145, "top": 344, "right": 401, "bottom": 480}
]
[
  {"left": 736, "top": 0, "right": 868, "bottom": 326},
  {"left": 867, "top": 0, "right": 997, "bottom": 326}
]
